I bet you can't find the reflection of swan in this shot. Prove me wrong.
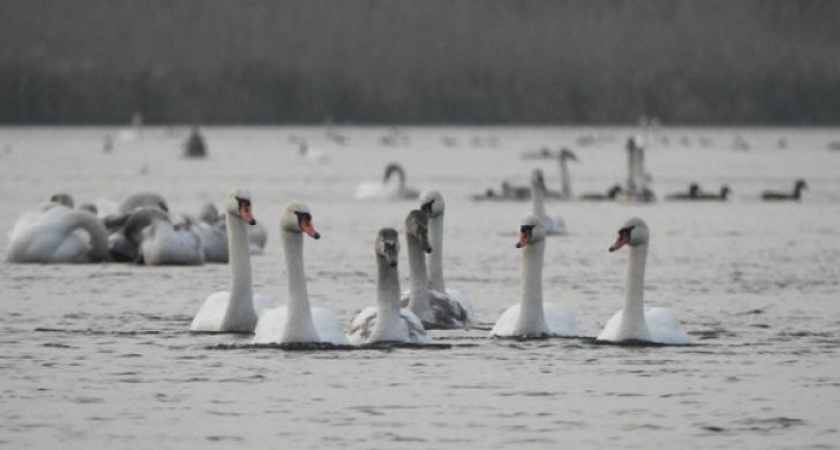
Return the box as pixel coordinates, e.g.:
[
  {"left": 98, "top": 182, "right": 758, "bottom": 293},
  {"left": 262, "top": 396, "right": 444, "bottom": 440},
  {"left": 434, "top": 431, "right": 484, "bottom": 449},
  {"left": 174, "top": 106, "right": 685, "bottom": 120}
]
[
  {"left": 400, "top": 210, "right": 472, "bottom": 330},
  {"left": 190, "top": 189, "right": 268, "bottom": 332},
  {"left": 597, "top": 218, "right": 691, "bottom": 344},
  {"left": 416, "top": 191, "right": 477, "bottom": 327},
  {"left": 354, "top": 163, "right": 420, "bottom": 201},
  {"left": 666, "top": 184, "right": 731, "bottom": 201},
  {"left": 253, "top": 203, "right": 349, "bottom": 345},
  {"left": 121, "top": 207, "right": 204, "bottom": 265},
  {"left": 6, "top": 205, "right": 110, "bottom": 263},
  {"left": 348, "top": 228, "right": 430, "bottom": 345},
  {"left": 579, "top": 184, "right": 622, "bottom": 201},
  {"left": 530, "top": 170, "right": 567, "bottom": 235},
  {"left": 762, "top": 179, "right": 807, "bottom": 201},
  {"left": 490, "top": 214, "right": 580, "bottom": 338}
]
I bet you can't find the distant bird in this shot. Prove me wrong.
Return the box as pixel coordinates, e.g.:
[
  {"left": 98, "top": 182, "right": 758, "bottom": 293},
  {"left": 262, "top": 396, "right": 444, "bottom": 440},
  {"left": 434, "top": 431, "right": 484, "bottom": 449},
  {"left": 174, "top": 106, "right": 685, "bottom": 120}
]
[
  {"left": 762, "top": 179, "right": 807, "bottom": 201},
  {"left": 184, "top": 127, "right": 208, "bottom": 158},
  {"left": 354, "top": 163, "right": 420, "bottom": 201},
  {"left": 667, "top": 184, "right": 730, "bottom": 201},
  {"left": 579, "top": 184, "right": 622, "bottom": 201}
]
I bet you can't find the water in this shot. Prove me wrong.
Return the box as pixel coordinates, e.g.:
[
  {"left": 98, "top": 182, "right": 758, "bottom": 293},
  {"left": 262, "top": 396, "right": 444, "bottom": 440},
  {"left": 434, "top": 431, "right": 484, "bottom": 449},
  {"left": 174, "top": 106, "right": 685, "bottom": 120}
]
[{"left": 1, "top": 126, "right": 839, "bottom": 449}]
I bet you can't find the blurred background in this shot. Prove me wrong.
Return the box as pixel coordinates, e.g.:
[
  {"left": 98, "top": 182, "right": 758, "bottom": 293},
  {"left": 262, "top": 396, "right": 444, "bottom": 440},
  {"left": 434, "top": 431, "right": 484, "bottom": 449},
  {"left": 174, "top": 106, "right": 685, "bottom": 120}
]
[{"left": 1, "top": 0, "right": 839, "bottom": 125}]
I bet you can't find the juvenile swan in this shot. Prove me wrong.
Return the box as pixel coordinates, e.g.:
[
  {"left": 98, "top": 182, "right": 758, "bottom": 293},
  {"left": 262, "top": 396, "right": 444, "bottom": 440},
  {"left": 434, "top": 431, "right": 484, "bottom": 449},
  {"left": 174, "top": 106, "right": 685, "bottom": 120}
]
[
  {"left": 348, "top": 228, "right": 430, "bottom": 345},
  {"left": 253, "top": 203, "right": 349, "bottom": 345},
  {"left": 490, "top": 214, "right": 580, "bottom": 338},
  {"left": 190, "top": 189, "right": 268, "bottom": 333},
  {"left": 597, "top": 218, "right": 691, "bottom": 344}
]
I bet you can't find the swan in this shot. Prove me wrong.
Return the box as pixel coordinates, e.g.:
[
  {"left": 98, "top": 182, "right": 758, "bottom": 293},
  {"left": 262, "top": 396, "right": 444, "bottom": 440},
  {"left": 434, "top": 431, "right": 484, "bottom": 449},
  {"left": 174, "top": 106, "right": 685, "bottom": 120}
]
[
  {"left": 597, "top": 218, "right": 691, "bottom": 345},
  {"left": 530, "top": 169, "right": 567, "bottom": 235},
  {"left": 354, "top": 163, "right": 420, "bottom": 201},
  {"left": 553, "top": 148, "right": 578, "bottom": 200},
  {"left": 118, "top": 192, "right": 169, "bottom": 214},
  {"left": 190, "top": 189, "right": 269, "bottom": 332},
  {"left": 415, "top": 190, "right": 478, "bottom": 327},
  {"left": 184, "top": 127, "right": 207, "bottom": 158},
  {"left": 348, "top": 228, "right": 430, "bottom": 345},
  {"left": 490, "top": 213, "right": 580, "bottom": 338},
  {"left": 253, "top": 203, "right": 349, "bottom": 345},
  {"left": 6, "top": 202, "right": 110, "bottom": 263},
  {"left": 298, "top": 142, "right": 330, "bottom": 164},
  {"left": 117, "top": 207, "right": 204, "bottom": 265},
  {"left": 399, "top": 210, "right": 468, "bottom": 330},
  {"left": 622, "top": 137, "right": 656, "bottom": 203},
  {"left": 194, "top": 203, "right": 229, "bottom": 263},
  {"left": 762, "top": 179, "right": 807, "bottom": 201},
  {"left": 579, "top": 184, "right": 622, "bottom": 201}
]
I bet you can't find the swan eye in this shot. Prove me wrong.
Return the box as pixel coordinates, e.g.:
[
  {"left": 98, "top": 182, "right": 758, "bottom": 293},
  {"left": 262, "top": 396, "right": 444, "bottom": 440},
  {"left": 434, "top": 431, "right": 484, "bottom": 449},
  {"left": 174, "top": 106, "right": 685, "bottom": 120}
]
[
  {"left": 421, "top": 200, "right": 434, "bottom": 214},
  {"left": 235, "top": 197, "right": 251, "bottom": 208},
  {"left": 618, "top": 225, "right": 635, "bottom": 237}
]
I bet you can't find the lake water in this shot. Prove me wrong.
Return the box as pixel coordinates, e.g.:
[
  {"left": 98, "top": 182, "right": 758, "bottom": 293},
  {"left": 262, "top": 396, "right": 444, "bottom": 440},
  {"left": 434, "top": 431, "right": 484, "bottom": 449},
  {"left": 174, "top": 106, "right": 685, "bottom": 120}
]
[{"left": 1, "top": 126, "right": 839, "bottom": 449}]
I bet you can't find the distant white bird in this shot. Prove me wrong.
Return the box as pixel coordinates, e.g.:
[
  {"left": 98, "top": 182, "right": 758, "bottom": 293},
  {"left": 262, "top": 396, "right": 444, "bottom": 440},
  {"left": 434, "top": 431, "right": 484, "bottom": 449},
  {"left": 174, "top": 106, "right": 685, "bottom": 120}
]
[{"left": 354, "top": 163, "right": 420, "bottom": 201}]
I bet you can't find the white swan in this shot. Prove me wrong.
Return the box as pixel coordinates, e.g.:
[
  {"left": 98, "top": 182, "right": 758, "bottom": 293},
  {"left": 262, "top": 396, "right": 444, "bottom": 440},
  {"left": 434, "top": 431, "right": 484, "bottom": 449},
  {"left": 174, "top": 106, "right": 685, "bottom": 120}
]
[
  {"left": 298, "top": 142, "right": 330, "bottom": 164},
  {"left": 399, "top": 210, "right": 469, "bottom": 330},
  {"left": 597, "top": 218, "right": 691, "bottom": 345},
  {"left": 531, "top": 169, "right": 567, "bottom": 235},
  {"left": 118, "top": 192, "right": 169, "bottom": 214},
  {"left": 416, "top": 190, "right": 478, "bottom": 327},
  {"left": 490, "top": 214, "right": 580, "bottom": 338},
  {"left": 621, "top": 137, "right": 655, "bottom": 203},
  {"left": 194, "top": 203, "right": 229, "bottom": 263},
  {"left": 348, "top": 228, "right": 430, "bottom": 345},
  {"left": 190, "top": 189, "right": 269, "bottom": 333},
  {"left": 253, "top": 203, "right": 349, "bottom": 345},
  {"left": 119, "top": 207, "right": 203, "bottom": 265},
  {"left": 556, "top": 148, "right": 578, "bottom": 200},
  {"left": 6, "top": 204, "right": 110, "bottom": 264},
  {"left": 354, "top": 163, "right": 420, "bottom": 201}
]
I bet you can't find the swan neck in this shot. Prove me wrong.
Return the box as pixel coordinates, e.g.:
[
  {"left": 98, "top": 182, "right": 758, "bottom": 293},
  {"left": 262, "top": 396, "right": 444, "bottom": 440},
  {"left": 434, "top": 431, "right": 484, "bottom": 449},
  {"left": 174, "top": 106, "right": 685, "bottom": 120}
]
[
  {"left": 407, "top": 235, "right": 432, "bottom": 321},
  {"left": 624, "top": 243, "right": 648, "bottom": 316},
  {"left": 225, "top": 212, "right": 255, "bottom": 323},
  {"left": 66, "top": 211, "right": 110, "bottom": 261},
  {"left": 281, "top": 230, "right": 319, "bottom": 342},
  {"left": 559, "top": 158, "right": 572, "bottom": 198},
  {"left": 517, "top": 240, "right": 547, "bottom": 334},
  {"left": 373, "top": 255, "right": 403, "bottom": 339},
  {"left": 532, "top": 184, "right": 546, "bottom": 218},
  {"left": 427, "top": 213, "right": 446, "bottom": 292}
]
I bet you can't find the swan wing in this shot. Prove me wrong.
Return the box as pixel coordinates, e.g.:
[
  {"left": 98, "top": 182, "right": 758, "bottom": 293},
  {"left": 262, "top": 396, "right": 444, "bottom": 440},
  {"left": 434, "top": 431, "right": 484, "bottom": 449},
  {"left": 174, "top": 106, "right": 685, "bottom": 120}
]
[
  {"left": 489, "top": 304, "right": 521, "bottom": 337},
  {"left": 645, "top": 307, "right": 691, "bottom": 345},
  {"left": 542, "top": 302, "right": 581, "bottom": 337},
  {"left": 445, "top": 288, "right": 479, "bottom": 327},
  {"left": 596, "top": 309, "right": 625, "bottom": 341},
  {"left": 311, "top": 307, "right": 350, "bottom": 346},
  {"left": 189, "top": 291, "right": 231, "bottom": 332},
  {"left": 348, "top": 306, "right": 378, "bottom": 346},
  {"left": 252, "top": 307, "right": 288, "bottom": 344}
]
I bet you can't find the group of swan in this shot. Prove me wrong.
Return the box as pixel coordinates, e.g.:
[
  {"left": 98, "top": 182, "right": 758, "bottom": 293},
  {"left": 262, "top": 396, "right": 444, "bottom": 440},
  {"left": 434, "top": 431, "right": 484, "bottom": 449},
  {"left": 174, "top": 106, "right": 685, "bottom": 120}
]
[
  {"left": 188, "top": 187, "right": 688, "bottom": 346},
  {"left": 6, "top": 191, "right": 267, "bottom": 265}
]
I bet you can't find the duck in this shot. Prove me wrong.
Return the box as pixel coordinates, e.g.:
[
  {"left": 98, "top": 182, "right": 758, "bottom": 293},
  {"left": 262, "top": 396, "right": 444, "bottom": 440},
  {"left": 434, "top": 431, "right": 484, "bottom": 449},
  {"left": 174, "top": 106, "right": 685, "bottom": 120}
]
[
  {"left": 597, "top": 218, "right": 691, "bottom": 345},
  {"left": 490, "top": 213, "right": 580, "bottom": 338},
  {"left": 530, "top": 169, "right": 567, "bottom": 235},
  {"left": 579, "top": 184, "right": 622, "bottom": 201},
  {"left": 761, "top": 179, "right": 807, "bottom": 201},
  {"left": 253, "top": 203, "right": 349, "bottom": 345},
  {"left": 666, "top": 184, "right": 731, "bottom": 201},
  {"left": 190, "top": 189, "right": 269, "bottom": 333},
  {"left": 354, "top": 163, "right": 420, "bottom": 201},
  {"left": 399, "top": 210, "right": 471, "bottom": 330},
  {"left": 415, "top": 190, "right": 478, "bottom": 327},
  {"left": 6, "top": 197, "right": 110, "bottom": 264},
  {"left": 348, "top": 228, "right": 430, "bottom": 345}
]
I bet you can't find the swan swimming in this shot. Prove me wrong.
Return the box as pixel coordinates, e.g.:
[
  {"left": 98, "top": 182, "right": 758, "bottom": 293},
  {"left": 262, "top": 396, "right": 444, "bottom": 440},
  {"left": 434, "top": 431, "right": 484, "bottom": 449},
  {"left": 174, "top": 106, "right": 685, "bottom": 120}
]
[
  {"left": 490, "top": 213, "right": 580, "bottom": 338},
  {"left": 414, "top": 190, "right": 478, "bottom": 327},
  {"left": 761, "top": 179, "right": 807, "bottom": 201},
  {"left": 597, "top": 218, "right": 691, "bottom": 345},
  {"left": 348, "top": 228, "right": 430, "bottom": 345},
  {"left": 530, "top": 169, "right": 567, "bottom": 235},
  {"left": 6, "top": 199, "right": 110, "bottom": 264},
  {"left": 190, "top": 189, "right": 269, "bottom": 333},
  {"left": 253, "top": 203, "right": 349, "bottom": 345},
  {"left": 354, "top": 163, "right": 420, "bottom": 201},
  {"left": 115, "top": 207, "right": 204, "bottom": 265}
]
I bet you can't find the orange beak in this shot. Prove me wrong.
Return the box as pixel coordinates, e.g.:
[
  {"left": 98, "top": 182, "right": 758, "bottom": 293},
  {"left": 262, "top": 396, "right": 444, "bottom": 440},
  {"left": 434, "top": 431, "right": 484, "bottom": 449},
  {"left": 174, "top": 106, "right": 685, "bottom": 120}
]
[
  {"left": 300, "top": 217, "right": 320, "bottom": 239},
  {"left": 516, "top": 230, "right": 530, "bottom": 248},
  {"left": 239, "top": 204, "right": 256, "bottom": 225},
  {"left": 609, "top": 234, "right": 628, "bottom": 252}
]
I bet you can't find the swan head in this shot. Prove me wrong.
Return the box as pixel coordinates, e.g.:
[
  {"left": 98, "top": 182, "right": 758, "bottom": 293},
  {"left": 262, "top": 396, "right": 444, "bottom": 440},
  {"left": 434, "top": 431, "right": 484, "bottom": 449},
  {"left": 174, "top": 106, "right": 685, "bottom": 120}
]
[
  {"left": 794, "top": 179, "right": 808, "bottom": 191},
  {"left": 419, "top": 190, "right": 445, "bottom": 217},
  {"left": 405, "top": 210, "right": 432, "bottom": 253},
  {"left": 225, "top": 188, "right": 256, "bottom": 225},
  {"left": 49, "top": 193, "right": 75, "bottom": 208},
  {"left": 516, "top": 213, "right": 546, "bottom": 248},
  {"left": 609, "top": 217, "right": 649, "bottom": 252},
  {"left": 383, "top": 163, "right": 406, "bottom": 183},
  {"left": 689, "top": 183, "right": 700, "bottom": 197},
  {"left": 199, "top": 203, "right": 221, "bottom": 224},
  {"left": 530, "top": 169, "right": 547, "bottom": 192},
  {"left": 559, "top": 148, "right": 578, "bottom": 162},
  {"left": 721, "top": 185, "right": 731, "bottom": 199},
  {"left": 375, "top": 228, "right": 400, "bottom": 267},
  {"left": 281, "top": 202, "right": 320, "bottom": 239}
]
